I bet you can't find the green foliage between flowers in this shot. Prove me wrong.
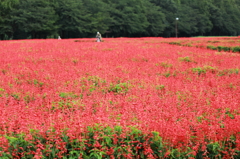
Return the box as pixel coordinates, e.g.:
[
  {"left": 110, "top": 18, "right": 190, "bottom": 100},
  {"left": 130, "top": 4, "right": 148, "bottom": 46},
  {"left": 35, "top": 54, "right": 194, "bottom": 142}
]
[
  {"left": 167, "top": 42, "right": 240, "bottom": 53},
  {"left": 1, "top": 126, "right": 167, "bottom": 158},
  {"left": 168, "top": 42, "right": 182, "bottom": 46},
  {"left": 207, "top": 45, "right": 240, "bottom": 53},
  {"left": 178, "top": 56, "right": 194, "bottom": 63},
  {"left": 232, "top": 46, "right": 240, "bottom": 53},
  {"left": 0, "top": 88, "right": 5, "bottom": 97},
  {"left": 108, "top": 83, "right": 129, "bottom": 94},
  {"left": 158, "top": 62, "right": 173, "bottom": 68},
  {"left": 192, "top": 66, "right": 216, "bottom": 75},
  {"left": 191, "top": 66, "right": 239, "bottom": 76},
  {"left": 217, "top": 68, "right": 239, "bottom": 76},
  {"left": 217, "top": 46, "right": 230, "bottom": 52},
  {"left": 207, "top": 45, "right": 218, "bottom": 50},
  {"left": 1, "top": 126, "right": 240, "bottom": 158},
  {"left": 0, "top": 125, "right": 240, "bottom": 159}
]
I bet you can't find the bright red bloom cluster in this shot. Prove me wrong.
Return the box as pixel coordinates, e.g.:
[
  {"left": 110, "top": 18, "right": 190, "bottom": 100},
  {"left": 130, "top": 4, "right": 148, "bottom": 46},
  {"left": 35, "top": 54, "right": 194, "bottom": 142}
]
[{"left": 0, "top": 37, "right": 239, "bottom": 158}]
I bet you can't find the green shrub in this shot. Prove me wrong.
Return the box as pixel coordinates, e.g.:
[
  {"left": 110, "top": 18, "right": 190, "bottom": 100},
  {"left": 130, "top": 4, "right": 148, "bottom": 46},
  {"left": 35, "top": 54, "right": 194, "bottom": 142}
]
[
  {"left": 159, "top": 62, "right": 172, "bottom": 68},
  {"left": 169, "top": 42, "right": 182, "bottom": 45},
  {"left": 183, "top": 43, "right": 192, "bottom": 47},
  {"left": 207, "top": 45, "right": 217, "bottom": 50},
  {"left": 217, "top": 46, "right": 230, "bottom": 52},
  {"left": 192, "top": 67, "right": 206, "bottom": 75},
  {"left": 192, "top": 66, "right": 217, "bottom": 75},
  {"left": 178, "top": 56, "right": 194, "bottom": 62},
  {"left": 217, "top": 68, "right": 239, "bottom": 76},
  {"left": 108, "top": 83, "right": 129, "bottom": 94},
  {"left": 232, "top": 46, "right": 240, "bottom": 53},
  {"left": 203, "top": 65, "right": 217, "bottom": 73}
]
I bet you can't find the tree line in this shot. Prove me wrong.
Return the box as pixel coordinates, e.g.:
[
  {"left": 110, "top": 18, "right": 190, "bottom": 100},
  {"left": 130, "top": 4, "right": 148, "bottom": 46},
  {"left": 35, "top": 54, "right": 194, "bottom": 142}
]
[{"left": 0, "top": 0, "right": 240, "bottom": 39}]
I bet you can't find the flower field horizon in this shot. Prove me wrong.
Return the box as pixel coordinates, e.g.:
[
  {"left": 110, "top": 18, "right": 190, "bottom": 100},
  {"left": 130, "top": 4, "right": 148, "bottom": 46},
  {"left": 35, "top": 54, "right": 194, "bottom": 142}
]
[{"left": 0, "top": 37, "right": 240, "bottom": 158}]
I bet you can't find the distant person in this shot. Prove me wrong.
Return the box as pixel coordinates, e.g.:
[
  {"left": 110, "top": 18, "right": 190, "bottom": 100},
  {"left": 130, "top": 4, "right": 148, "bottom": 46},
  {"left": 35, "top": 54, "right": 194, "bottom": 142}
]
[
  {"left": 58, "top": 36, "right": 61, "bottom": 40},
  {"left": 96, "top": 32, "right": 102, "bottom": 42}
]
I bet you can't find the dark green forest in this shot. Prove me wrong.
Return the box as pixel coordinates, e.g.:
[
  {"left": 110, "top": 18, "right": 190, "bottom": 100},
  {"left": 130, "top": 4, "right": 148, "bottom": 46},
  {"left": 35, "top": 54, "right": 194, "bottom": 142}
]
[{"left": 1, "top": 0, "right": 240, "bottom": 39}]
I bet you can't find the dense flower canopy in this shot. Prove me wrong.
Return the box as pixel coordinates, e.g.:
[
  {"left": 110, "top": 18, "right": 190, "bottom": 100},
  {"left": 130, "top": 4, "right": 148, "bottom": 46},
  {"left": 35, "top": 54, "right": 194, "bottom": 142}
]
[{"left": 0, "top": 37, "right": 239, "bottom": 158}]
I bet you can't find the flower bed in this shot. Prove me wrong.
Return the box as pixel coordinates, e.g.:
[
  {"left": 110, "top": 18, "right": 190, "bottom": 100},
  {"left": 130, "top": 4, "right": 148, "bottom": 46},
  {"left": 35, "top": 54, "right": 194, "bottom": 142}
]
[{"left": 0, "top": 38, "right": 240, "bottom": 158}]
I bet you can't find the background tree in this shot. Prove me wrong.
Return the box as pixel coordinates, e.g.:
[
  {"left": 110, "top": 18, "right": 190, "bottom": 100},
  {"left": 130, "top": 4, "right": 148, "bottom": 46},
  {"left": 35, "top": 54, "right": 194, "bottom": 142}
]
[
  {"left": 82, "top": 0, "right": 112, "bottom": 37},
  {"left": 177, "top": 4, "right": 198, "bottom": 37},
  {"left": 11, "top": 0, "right": 58, "bottom": 39},
  {"left": 0, "top": 0, "right": 240, "bottom": 39},
  {"left": 150, "top": 0, "right": 179, "bottom": 37},
  {"left": 210, "top": 0, "right": 240, "bottom": 36},
  {"left": 0, "top": 0, "right": 19, "bottom": 39},
  {"left": 103, "top": 0, "right": 149, "bottom": 37},
  {"left": 144, "top": 2, "right": 166, "bottom": 37},
  {"left": 54, "top": 0, "right": 91, "bottom": 38},
  {"left": 186, "top": 0, "right": 213, "bottom": 36}
]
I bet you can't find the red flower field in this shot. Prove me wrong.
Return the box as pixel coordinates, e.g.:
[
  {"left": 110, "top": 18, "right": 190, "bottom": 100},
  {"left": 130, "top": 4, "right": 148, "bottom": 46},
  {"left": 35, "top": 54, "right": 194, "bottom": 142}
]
[{"left": 0, "top": 37, "right": 239, "bottom": 158}]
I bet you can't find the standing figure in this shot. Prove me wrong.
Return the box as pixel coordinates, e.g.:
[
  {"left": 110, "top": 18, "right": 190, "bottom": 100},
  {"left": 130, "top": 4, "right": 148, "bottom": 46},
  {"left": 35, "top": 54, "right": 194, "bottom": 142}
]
[{"left": 96, "top": 32, "right": 102, "bottom": 42}]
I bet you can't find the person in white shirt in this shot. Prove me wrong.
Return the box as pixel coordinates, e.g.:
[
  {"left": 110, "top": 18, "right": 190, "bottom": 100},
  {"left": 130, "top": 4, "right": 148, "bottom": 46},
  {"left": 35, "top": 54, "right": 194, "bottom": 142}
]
[{"left": 96, "top": 32, "right": 102, "bottom": 42}]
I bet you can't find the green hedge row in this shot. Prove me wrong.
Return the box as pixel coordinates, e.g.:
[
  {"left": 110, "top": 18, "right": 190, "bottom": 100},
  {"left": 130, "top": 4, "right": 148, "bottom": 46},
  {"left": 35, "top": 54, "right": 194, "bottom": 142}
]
[
  {"left": 207, "top": 45, "right": 240, "bottom": 52},
  {"left": 166, "top": 41, "right": 240, "bottom": 53}
]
